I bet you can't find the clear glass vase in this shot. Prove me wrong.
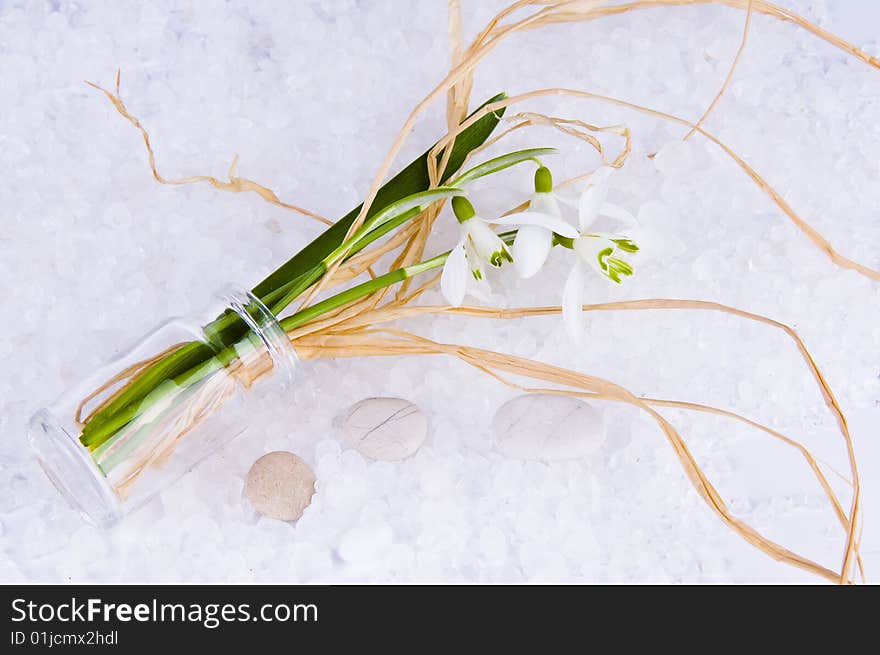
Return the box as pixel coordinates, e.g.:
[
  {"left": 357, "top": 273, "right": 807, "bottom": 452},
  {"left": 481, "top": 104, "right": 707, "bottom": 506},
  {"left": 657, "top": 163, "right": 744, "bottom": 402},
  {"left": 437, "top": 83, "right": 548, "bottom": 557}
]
[{"left": 28, "top": 286, "right": 298, "bottom": 528}]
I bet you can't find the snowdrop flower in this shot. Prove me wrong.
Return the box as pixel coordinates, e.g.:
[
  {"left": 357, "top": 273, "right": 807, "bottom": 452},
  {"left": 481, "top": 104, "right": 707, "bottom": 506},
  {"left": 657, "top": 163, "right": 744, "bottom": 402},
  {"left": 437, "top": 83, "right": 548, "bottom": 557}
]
[
  {"left": 501, "top": 166, "right": 579, "bottom": 279},
  {"left": 564, "top": 166, "right": 681, "bottom": 264},
  {"left": 561, "top": 166, "right": 640, "bottom": 340},
  {"left": 440, "top": 195, "right": 577, "bottom": 306},
  {"left": 440, "top": 196, "right": 510, "bottom": 307}
]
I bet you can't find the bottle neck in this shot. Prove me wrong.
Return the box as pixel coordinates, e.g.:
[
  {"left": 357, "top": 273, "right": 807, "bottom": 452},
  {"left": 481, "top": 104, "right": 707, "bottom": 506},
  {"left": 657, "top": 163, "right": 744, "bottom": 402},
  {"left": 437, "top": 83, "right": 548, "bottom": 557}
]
[{"left": 212, "top": 286, "right": 299, "bottom": 389}]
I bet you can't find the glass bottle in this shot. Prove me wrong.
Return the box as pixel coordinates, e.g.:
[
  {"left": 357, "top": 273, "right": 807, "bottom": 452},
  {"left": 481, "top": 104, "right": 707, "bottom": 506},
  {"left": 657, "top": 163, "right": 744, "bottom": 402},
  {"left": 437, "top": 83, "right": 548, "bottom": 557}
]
[{"left": 28, "top": 286, "right": 297, "bottom": 527}]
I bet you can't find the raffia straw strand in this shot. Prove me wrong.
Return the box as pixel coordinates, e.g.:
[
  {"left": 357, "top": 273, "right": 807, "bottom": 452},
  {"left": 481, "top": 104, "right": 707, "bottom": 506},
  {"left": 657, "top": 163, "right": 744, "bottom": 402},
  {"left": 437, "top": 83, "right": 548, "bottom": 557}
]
[
  {"left": 427, "top": 88, "right": 880, "bottom": 281},
  {"left": 300, "top": 0, "right": 880, "bottom": 313},
  {"left": 113, "top": 372, "right": 238, "bottom": 499},
  {"left": 682, "top": 0, "right": 753, "bottom": 141},
  {"left": 583, "top": 1, "right": 879, "bottom": 70},
  {"left": 440, "top": 0, "right": 474, "bottom": 181},
  {"left": 292, "top": 327, "right": 855, "bottom": 583},
  {"left": 492, "top": 112, "right": 632, "bottom": 168},
  {"left": 293, "top": 296, "right": 861, "bottom": 582},
  {"left": 642, "top": 396, "right": 864, "bottom": 580},
  {"left": 295, "top": 0, "right": 602, "bottom": 312},
  {"left": 278, "top": 48, "right": 859, "bottom": 581},
  {"left": 392, "top": 359, "right": 863, "bottom": 579},
  {"left": 74, "top": 341, "right": 186, "bottom": 426},
  {"left": 86, "top": 71, "right": 330, "bottom": 226},
  {"left": 112, "top": 353, "right": 273, "bottom": 499},
  {"left": 94, "top": 1, "right": 880, "bottom": 303}
]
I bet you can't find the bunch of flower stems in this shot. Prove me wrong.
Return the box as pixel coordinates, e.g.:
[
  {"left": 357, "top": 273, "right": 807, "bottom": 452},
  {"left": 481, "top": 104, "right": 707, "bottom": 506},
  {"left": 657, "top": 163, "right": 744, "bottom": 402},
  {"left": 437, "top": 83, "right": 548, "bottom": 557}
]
[{"left": 80, "top": 94, "right": 543, "bottom": 458}]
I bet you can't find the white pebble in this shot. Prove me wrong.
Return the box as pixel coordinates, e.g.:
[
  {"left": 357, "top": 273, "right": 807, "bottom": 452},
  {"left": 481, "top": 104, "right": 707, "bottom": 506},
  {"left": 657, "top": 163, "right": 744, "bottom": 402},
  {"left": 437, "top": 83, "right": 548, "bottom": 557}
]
[
  {"left": 340, "top": 397, "right": 427, "bottom": 461},
  {"left": 492, "top": 394, "right": 606, "bottom": 461}
]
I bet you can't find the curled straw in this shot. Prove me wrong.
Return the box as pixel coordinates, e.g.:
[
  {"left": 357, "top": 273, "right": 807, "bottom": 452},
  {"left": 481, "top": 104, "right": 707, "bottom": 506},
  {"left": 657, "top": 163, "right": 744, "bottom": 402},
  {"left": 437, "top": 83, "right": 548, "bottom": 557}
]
[
  {"left": 290, "top": 297, "right": 863, "bottom": 584},
  {"left": 88, "top": 0, "right": 879, "bottom": 582},
  {"left": 683, "top": 0, "right": 754, "bottom": 142},
  {"left": 85, "top": 72, "right": 331, "bottom": 227},
  {"left": 297, "top": 0, "right": 880, "bottom": 311}
]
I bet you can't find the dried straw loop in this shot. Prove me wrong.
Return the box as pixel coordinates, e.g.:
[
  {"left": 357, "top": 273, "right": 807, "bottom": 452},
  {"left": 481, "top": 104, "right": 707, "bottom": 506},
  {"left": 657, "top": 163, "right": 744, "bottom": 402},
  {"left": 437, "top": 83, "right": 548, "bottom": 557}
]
[
  {"left": 297, "top": 0, "right": 880, "bottom": 312},
  {"left": 292, "top": 310, "right": 861, "bottom": 583}
]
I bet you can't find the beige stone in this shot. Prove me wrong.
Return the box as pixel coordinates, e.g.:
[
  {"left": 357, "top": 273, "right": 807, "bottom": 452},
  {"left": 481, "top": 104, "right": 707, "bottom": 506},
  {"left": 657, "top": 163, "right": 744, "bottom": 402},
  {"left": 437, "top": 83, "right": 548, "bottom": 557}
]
[
  {"left": 244, "top": 451, "right": 316, "bottom": 521},
  {"left": 341, "top": 397, "right": 427, "bottom": 461}
]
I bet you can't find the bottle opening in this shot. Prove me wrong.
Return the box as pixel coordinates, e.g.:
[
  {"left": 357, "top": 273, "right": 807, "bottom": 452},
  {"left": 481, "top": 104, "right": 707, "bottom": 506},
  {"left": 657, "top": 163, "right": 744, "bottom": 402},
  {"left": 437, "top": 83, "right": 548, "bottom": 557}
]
[{"left": 217, "top": 286, "right": 299, "bottom": 387}]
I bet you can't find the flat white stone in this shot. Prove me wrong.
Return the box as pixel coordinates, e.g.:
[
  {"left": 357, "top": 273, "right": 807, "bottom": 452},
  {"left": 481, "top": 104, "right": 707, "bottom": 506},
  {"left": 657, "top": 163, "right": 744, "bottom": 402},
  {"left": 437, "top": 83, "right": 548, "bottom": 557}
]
[
  {"left": 244, "top": 451, "right": 316, "bottom": 521},
  {"left": 492, "top": 394, "right": 605, "bottom": 461},
  {"left": 340, "top": 397, "right": 427, "bottom": 462}
]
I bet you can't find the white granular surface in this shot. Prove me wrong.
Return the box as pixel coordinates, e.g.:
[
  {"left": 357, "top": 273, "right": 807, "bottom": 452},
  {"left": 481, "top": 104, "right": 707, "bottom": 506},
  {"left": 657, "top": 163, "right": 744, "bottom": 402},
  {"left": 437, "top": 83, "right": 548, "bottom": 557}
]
[{"left": 1, "top": 0, "right": 879, "bottom": 583}]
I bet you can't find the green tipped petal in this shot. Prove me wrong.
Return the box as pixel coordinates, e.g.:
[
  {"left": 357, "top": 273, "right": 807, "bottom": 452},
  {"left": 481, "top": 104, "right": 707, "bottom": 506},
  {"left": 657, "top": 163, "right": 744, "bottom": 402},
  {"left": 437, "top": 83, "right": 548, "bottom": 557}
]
[
  {"left": 490, "top": 246, "right": 513, "bottom": 268},
  {"left": 611, "top": 237, "right": 639, "bottom": 253},
  {"left": 452, "top": 196, "right": 476, "bottom": 223},
  {"left": 534, "top": 166, "right": 553, "bottom": 193}
]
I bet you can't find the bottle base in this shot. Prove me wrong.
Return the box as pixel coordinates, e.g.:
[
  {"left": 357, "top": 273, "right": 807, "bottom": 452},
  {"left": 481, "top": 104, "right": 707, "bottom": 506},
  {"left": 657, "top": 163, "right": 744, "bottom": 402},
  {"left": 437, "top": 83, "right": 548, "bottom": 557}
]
[{"left": 28, "top": 409, "right": 122, "bottom": 528}]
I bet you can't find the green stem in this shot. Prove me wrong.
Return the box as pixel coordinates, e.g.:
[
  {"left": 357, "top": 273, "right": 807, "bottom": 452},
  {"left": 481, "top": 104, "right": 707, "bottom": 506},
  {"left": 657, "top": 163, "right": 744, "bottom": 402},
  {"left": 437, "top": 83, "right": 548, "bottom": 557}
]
[
  {"left": 79, "top": 341, "right": 215, "bottom": 447},
  {"left": 251, "top": 94, "right": 507, "bottom": 301},
  {"left": 86, "top": 253, "right": 450, "bottom": 460},
  {"left": 280, "top": 252, "right": 448, "bottom": 332},
  {"left": 82, "top": 225, "right": 527, "bottom": 455},
  {"left": 277, "top": 232, "right": 522, "bottom": 335},
  {"left": 79, "top": 95, "right": 508, "bottom": 451}
]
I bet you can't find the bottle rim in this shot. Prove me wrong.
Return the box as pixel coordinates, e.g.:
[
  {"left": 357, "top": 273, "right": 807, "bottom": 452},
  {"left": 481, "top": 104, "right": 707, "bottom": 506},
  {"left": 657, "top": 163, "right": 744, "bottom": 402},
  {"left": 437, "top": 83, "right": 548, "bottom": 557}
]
[{"left": 217, "top": 285, "right": 299, "bottom": 388}]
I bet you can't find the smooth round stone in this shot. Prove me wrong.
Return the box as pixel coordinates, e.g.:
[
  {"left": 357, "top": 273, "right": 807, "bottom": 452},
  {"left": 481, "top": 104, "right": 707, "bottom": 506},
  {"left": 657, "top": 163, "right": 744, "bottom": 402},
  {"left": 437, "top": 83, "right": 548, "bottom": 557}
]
[
  {"left": 244, "top": 451, "right": 316, "bottom": 521},
  {"left": 492, "top": 394, "right": 605, "bottom": 461},
  {"left": 340, "top": 397, "right": 427, "bottom": 461}
]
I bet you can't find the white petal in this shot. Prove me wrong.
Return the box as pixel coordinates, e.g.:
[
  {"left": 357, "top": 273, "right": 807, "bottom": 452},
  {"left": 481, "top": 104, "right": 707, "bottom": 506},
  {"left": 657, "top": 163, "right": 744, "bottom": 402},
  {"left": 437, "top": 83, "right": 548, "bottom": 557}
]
[
  {"left": 440, "top": 242, "right": 468, "bottom": 306},
  {"left": 555, "top": 191, "right": 581, "bottom": 211},
  {"left": 469, "top": 275, "right": 493, "bottom": 303},
  {"left": 572, "top": 235, "right": 612, "bottom": 280},
  {"left": 493, "top": 211, "right": 579, "bottom": 239},
  {"left": 529, "top": 192, "right": 562, "bottom": 217},
  {"left": 464, "top": 237, "right": 487, "bottom": 281},
  {"left": 599, "top": 201, "right": 637, "bottom": 226},
  {"left": 578, "top": 166, "right": 614, "bottom": 231},
  {"left": 512, "top": 224, "right": 552, "bottom": 279},
  {"left": 466, "top": 218, "right": 510, "bottom": 265},
  {"left": 561, "top": 260, "right": 585, "bottom": 342}
]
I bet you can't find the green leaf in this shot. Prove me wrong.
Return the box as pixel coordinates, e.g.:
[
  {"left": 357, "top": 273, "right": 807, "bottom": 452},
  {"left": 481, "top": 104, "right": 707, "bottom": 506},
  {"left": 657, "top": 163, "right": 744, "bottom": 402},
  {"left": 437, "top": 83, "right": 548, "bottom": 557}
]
[
  {"left": 251, "top": 93, "right": 508, "bottom": 302},
  {"left": 325, "top": 187, "right": 461, "bottom": 266},
  {"left": 280, "top": 252, "right": 448, "bottom": 333},
  {"left": 80, "top": 94, "right": 507, "bottom": 450},
  {"left": 449, "top": 147, "right": 557, "bottom": 187},
  {"left": 369, "top": 187, "right": 460, "bottom": 231}
]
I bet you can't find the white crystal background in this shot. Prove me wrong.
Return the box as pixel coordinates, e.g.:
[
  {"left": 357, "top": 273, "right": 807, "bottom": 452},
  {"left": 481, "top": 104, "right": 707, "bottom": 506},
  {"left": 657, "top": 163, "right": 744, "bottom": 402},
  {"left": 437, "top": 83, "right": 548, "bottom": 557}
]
[{"left": 1, "top": 0, "right": 879, "bottom": 583}]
